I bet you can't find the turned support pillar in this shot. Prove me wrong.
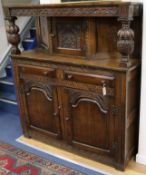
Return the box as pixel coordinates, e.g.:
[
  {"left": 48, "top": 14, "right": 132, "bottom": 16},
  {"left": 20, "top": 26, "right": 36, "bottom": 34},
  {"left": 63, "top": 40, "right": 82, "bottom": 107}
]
[
  {"left": 117, "top": 4, "right": 134, "bottom": 67},
  {"left": 6, "top": 16, "right": 21, "bottom": 54}
]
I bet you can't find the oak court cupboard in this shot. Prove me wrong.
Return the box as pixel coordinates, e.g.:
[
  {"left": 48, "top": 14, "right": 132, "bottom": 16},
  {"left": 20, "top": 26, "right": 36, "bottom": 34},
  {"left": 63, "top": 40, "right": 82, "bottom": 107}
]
[{"left": 3, "top": 0, "right": 142, "bottom": 170}]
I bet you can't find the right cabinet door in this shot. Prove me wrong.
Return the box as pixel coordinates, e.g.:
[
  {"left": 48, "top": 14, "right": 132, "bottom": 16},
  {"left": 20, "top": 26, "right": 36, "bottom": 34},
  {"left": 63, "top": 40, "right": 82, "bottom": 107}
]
[{"left": 62, "top": 87, "right": 115, "bottom": 156}]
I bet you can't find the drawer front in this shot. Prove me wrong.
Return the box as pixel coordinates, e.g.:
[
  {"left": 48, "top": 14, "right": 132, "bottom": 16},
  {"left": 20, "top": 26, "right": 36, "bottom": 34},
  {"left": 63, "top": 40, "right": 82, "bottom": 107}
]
[
  {"left": 64, "top": 70, "right": 115, "bottom": 87},
  {"left": 19, "top": 65, "right": 56, "bottom": 78}
]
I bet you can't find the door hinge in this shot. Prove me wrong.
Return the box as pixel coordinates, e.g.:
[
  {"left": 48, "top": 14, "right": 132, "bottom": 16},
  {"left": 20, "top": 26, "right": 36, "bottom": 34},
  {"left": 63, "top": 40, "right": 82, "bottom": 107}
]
[{"left": 111, "top": 105, "right": 120, "bottom": 116}]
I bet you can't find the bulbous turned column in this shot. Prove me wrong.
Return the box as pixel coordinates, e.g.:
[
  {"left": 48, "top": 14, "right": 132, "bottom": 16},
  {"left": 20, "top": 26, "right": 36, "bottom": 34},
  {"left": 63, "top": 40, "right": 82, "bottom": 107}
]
[
  {"left": 117, "top": 4, "right": 134, "bottom": 67},
  {"left": 6, "top": 16, "right": 21, "bottom": 54},
  {"left": 117, "top": 21, "right": 134, "bottom": 67}
]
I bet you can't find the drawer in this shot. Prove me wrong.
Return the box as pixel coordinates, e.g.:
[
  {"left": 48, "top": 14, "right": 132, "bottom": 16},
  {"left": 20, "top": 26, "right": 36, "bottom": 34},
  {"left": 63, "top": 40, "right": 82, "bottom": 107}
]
[
  {"left": 64, "top": 70, "right": 115, "bottom": 87},
  {"left": 19, "top": 66, "right": 56, "bottom": 78}
]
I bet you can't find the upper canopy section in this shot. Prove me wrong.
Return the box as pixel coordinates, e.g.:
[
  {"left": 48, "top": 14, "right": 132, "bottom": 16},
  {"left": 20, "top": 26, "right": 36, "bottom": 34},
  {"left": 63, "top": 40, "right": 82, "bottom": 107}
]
[
  {"left": 1, "top": 0, "right": 142, "bottom": 6},
  {"left": 2, "top": 0, "right": 142, "bottom": 18}
]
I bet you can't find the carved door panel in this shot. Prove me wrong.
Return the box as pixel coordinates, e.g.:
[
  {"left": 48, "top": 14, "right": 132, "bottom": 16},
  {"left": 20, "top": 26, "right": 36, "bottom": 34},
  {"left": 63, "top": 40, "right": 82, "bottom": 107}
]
[
  {"left": 21, "top": 80, "right": 61, "bottom": 139},
  {"left": 52, "top": 17, "right": 87, "bottom": 56},
  {"left": 62, "top": 88, "right": 115, "bottom": 156}
]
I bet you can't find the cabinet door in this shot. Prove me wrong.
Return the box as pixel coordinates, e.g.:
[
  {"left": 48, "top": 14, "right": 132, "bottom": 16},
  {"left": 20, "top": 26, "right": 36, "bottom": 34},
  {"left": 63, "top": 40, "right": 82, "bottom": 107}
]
[
  {"left": 23, "top": 83, "right": 61, "bottom": 138},
  {"left": 19, "top": 66, "right": 61, "bottom": 139},
  {"left": 62, "top": 88, "right": 115, "bottom": 156},
  {"left": 52, "top": 17, "right": 87, "bottom": 56}
]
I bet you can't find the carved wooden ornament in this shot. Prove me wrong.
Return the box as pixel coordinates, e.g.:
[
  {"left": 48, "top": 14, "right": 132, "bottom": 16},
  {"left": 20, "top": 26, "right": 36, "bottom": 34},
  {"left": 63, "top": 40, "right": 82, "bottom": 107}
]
[
  {"left": 6, "top": 16, "right": 21, "bottom": 54},
  {"left": 117, "top": 4, "right": 135, "bottom": 66}
]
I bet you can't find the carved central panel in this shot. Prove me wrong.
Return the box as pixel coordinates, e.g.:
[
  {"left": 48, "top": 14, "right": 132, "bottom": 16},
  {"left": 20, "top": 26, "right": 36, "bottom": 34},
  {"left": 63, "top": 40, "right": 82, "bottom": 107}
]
[
  {"left": 52, "top": 18, "right": 86, "bottom": 56},
  {"left": 57, "top": 23, "right": 81, "bottom": 50}
]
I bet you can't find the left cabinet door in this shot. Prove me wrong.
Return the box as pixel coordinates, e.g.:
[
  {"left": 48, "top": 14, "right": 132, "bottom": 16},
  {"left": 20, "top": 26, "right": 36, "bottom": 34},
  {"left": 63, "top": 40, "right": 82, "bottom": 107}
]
[{"left": 15, "top": 64, "right": 62, "bottom": 139}]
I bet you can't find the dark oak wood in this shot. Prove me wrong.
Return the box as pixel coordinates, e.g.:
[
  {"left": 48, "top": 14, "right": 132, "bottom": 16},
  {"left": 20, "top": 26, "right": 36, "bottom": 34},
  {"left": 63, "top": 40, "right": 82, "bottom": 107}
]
[{"left": 4, "top": 0, "right": 142, "bottom": 171}]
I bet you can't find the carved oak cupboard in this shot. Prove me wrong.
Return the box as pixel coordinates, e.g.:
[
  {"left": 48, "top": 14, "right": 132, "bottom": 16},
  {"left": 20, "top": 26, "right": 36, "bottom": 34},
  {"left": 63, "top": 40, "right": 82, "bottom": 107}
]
[{"left": 4, "top": 0, "right": 142, "bottom": 170}]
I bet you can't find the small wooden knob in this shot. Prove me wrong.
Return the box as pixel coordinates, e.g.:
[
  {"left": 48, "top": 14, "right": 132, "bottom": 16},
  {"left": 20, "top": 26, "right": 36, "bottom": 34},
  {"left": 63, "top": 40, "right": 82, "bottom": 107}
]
[
  {"left": 44, "top": 71, "right": 49, "bottom": 76},
  {"left": 65, "top": 117, "right": 70, "bottom": 121},
  {"left": 67, "top": 74, "right": 73, "bottom": 79}
]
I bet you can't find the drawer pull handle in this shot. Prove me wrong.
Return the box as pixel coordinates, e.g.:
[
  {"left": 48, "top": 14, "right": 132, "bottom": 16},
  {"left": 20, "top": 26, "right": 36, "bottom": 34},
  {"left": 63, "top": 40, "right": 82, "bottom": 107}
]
[
  {"left": 67, "top": 74, "right": 73, "bottom": 79},
  {"left": 44, "top": 71, "right": 49, "bottom": 76},
  {"left": 65, "top": 117, "right": 70, "bottom": 121}
]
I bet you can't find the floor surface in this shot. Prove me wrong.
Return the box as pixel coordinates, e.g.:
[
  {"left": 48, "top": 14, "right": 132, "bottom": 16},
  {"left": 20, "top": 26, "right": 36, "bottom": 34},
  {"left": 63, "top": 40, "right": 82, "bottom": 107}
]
[{"left": 0, "top": 110, "right": 105, "bottom": 175}]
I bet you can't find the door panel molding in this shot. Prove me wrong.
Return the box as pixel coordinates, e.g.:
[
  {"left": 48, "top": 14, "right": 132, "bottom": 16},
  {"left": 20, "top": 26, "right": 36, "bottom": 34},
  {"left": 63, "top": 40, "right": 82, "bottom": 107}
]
[
  {"left": 22, "top": 80, "right": 53, "bottom": 101},
  {"left": 69, "top": 89, "right": 108, "bottom": 114}
]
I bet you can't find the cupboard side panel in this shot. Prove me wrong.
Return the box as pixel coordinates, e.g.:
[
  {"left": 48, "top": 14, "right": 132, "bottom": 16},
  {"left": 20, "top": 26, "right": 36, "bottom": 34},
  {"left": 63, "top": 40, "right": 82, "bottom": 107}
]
[{"left": 126, "top": 67, "right": 140, "bottom": 164}]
